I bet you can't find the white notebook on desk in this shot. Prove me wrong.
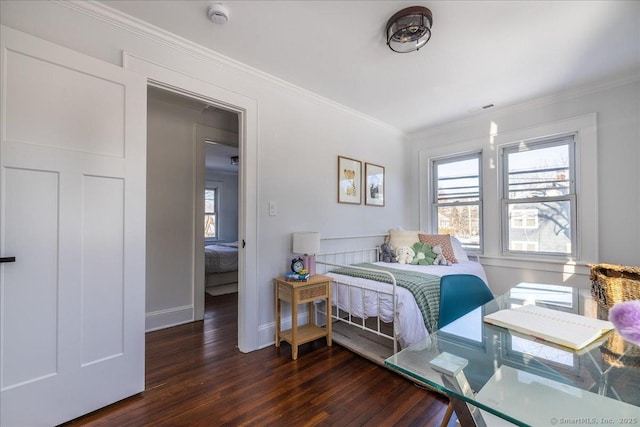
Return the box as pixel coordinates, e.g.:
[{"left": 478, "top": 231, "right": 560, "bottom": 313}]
[{"left": 483, "top": 305, "right": 614, "bottom": 350}]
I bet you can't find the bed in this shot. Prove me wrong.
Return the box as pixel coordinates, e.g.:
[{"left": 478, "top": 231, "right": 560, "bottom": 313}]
[
  {"left": 314, "top": 231, "right": 489, "bottom": 364},
  {"left": 205, "top": 242, "right": 238, "bottom": 288}
]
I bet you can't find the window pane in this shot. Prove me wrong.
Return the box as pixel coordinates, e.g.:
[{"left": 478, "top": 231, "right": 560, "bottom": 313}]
[
  {"left": 437, "top": 205, "right": 480, "bottom": 249},
  {"left": 205, "top": 189, "right": 216, "bottom": 214},
  {"left": 507, "top": 144, "right": 570, "bottom": 199},
  {"left": 436, "top": 158, "right": 479, "bottom": 204},
  {"left": 510, "top": 208, "right": 539, "bottom": 229},
  {"left": 204, "top": 214, "right": 216, "bottom": 238},
  {"left": 507, "top": 201, "right": 571, "bottom": 254},
  {"left": 204, "top": 187, "right": 218, "bottom": 238},
  {"left": 432, "top": 153, "right": 482, "bottom": 251}
]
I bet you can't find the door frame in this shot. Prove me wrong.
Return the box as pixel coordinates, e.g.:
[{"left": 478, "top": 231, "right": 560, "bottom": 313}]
[{"left": 124, "top": 52, "right": 259, "bottom": 353}]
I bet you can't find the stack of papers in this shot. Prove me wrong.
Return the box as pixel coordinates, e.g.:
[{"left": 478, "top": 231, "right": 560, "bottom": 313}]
[{"left": 483, "top": 305, "right": 614, "bottom": 350}]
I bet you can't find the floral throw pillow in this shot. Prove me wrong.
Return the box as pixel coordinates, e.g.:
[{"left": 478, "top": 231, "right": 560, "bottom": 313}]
[{"left": 418, "top": 234, "right": 458, "bottom": 264}]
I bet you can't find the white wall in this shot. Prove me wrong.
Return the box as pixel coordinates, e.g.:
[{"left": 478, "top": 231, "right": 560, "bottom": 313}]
[
  {"left": 407, "top": 78, "right": 640, "bottom": 295},
  {"left": 0, "top": 1, "right": 407, "bottom": 343},
  {"left": 146, "top": 97, "right": 196, "bottom": 326}
]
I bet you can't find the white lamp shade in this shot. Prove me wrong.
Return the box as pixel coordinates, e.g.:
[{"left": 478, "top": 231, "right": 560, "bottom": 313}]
[{"left": 292, "top": 232, "right": 320, "bottom": 255}]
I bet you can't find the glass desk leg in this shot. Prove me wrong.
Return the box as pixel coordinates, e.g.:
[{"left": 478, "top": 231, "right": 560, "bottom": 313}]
[
  {"left": 430, "top": 352, "right": 487, "bottom": 427},
  {"left": 598, "top": 370, "right": 609, "bottom": 396}
]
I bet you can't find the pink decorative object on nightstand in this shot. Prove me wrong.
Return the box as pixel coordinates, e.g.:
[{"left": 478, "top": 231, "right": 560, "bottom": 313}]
[{"left": 292, "top": 232, "right": 320, "bottom": 276}]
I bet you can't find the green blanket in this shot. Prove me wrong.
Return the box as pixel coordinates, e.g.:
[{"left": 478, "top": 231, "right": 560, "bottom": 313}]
[{"left": 330, "top": 263, "right": 441, "bottom": 333}]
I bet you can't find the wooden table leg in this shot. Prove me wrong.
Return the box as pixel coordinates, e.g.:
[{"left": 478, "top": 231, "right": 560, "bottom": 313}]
[
  {"left": 326, "top": 283, "right": 332, "bottom": 346},
  {"left": 274, "top": 280, "right": 280, "bottom": 348},
  {"left": 308, "top": 301, "right": 315, "bottom": 325},
  {"left": 292, "top": 294, "right": 298, "bottom": 360},
  {"left": 440, "top": 402, "right": 454, "bottom": 427}
]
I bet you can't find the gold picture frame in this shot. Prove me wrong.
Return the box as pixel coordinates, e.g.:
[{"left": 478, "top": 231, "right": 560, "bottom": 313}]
[
  {"left": 365, "top": 163, "right": 385, "bottom": 206},
  {"left": 337, "top": 156, "right": 362, "bottom": 204}
]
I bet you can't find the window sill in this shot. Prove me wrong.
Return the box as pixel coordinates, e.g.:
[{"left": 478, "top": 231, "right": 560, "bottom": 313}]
[{"left": 478, "top": 254, "right": 592, "bottom": 275}]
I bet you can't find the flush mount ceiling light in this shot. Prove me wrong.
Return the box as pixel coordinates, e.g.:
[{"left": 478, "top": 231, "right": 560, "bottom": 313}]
[{"left": 386, "top": 6, "right": 433, "bottom": 53}]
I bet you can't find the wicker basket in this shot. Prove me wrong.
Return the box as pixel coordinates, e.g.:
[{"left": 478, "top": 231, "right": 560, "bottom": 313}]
[
  {"left": 589, "top": 263, "right": 640, "bottom": 308},
  {"left": 601, "top": 333, "right": 640, "bottom": 368}
]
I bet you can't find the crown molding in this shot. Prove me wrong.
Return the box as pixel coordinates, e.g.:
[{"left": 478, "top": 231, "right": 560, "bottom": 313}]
[
  {"left": 56, "top": 0, "right": 405, "bottom": 137},
  {"left": 410, "top": 71, "right": 640, "bottom": 139}
]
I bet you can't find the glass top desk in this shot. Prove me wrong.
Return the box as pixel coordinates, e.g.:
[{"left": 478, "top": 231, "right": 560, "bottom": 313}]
[{"left": 385, "top": 283, "right": 640, "bottom": 427}]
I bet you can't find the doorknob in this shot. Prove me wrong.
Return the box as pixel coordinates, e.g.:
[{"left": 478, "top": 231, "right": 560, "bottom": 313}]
[{"left": 0, "top": 257, "right": 16, "bottom": 263}]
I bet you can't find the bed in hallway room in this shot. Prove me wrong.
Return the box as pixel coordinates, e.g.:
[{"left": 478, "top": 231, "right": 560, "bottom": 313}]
[{"left": 205, "top": 242, "right": 238, "bottom": 293}]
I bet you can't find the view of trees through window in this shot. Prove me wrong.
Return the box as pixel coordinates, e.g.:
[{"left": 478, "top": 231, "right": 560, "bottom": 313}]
[
  {"left": 204, "top": 188, "right": 217, "bottom": 239},
  {"left": 433, "top": 154, "right": 481, "bottom": 250},
  {"left": 437, "top": 205, "right": 480, "bottom": 248},
  {"left": 430, "top": 130, "right": 582, "bottom": 258},
  {"left": 503, "top": 137, "right": 575, "bottom": 255}
]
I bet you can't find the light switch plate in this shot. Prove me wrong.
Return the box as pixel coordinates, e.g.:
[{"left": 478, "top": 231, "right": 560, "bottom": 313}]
[{"left": 269, "top": 201, "right": 278, "bottom": 216}]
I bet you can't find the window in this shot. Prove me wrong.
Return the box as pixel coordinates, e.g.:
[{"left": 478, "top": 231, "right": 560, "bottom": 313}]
[
  {"left": 501, "top": 135, "right": 576, "bottom": 256},
  {"left": 204, "top": 187, "right": 218, "bottom": 239},
  {"left": 431, "top": 152, "right": 482, "bottom": 250},
  {"left": 510, "top": 209, "right": 539, "bottom": 229}
]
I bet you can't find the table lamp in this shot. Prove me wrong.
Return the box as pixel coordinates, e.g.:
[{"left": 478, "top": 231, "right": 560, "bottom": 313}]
[{"left": 292, "top": 232, "right": 320, "bottom": 276}]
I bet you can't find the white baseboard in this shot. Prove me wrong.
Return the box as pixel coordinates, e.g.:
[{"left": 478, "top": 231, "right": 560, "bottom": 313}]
[
  {"left": 145, "top": 305, "right": 193, "bottom": 332},
  {"left": 258, "top": 323, "right": 276, "bottom": 350}
]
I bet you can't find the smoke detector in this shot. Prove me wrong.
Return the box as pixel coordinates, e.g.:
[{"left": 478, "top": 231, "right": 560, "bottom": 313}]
[{"left": 208, "top": 3, "right": 230, "bottom": 25}]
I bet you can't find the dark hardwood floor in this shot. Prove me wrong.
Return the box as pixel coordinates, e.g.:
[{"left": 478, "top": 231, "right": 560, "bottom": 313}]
[{"left": 65, "top": 293, "right": 455, "bottom": 426}]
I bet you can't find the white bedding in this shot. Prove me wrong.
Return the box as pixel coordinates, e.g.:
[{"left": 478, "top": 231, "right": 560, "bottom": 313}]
[
  {"left": 205, "top": 244, "right": 238, "bottom": 274},
  {"left": 325, "top": 261, "right": 488, "bottom": 349}
]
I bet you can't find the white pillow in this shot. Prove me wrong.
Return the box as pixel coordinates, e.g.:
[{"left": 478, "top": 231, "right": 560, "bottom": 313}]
[
  {"left": 450, "top": 236, "right": 469, "bottom": 262},
  {"left": 387, "top": 229, "right": 422, "bottom": 249}
]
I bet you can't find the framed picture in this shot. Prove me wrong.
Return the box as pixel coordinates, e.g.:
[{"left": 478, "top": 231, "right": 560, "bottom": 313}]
[
  {"left": 365, "top": 163, "right": 385, "bottom": 206},
  {"left": 337, "top": 156, "right": 362, "bottom": 204}
]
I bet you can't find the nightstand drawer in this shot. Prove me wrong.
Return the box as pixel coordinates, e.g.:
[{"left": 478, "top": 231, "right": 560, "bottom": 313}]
[{"left": 298, "top": 283, "right": 328, "bottom": 302}]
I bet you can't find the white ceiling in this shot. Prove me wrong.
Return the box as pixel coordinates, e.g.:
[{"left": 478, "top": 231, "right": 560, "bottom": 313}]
[
  {"left": 148, "top": 86, "right": 239, "bottom": 172},
  {"left": 205, "top": 142, "right": 239, "bottom": 173},
  {"left": 103, "top": 0, "right": 640, "bottom": 134}
]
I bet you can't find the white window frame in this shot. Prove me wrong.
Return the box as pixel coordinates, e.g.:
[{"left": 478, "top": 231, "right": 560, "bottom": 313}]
[
  {"left": 204, "top": 184, "right": 219, "bottom": 243},
  {"left": 500, "top": 134, "right": 577, "bottom": 258},
  {"left": 419, "top": 113, "right": 597, "bottom": 265},
  {"left": 430, "top": 151, "right": 483, "bottom": 252},
  {"left": 511, "top": 241, "right": 539, "bottom": 252}
]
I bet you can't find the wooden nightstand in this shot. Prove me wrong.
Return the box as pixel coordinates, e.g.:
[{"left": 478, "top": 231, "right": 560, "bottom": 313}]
[{"left": 274, "top": 274, "right": 332, "bottom": 360}]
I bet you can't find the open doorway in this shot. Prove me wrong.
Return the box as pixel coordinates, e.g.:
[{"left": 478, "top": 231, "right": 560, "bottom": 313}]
[
  {"left": 203, "top": 141, "right": 240, "bottom": 296},
  {"left": 146, "top": 86, "right": 240, "bottom": 338},
  {"left": 129, "top": 52, "right": 260, "bottom": 353}
]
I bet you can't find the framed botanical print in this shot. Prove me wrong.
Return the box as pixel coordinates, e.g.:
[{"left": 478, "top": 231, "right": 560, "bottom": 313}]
[
  {"left": 365, "top": 163, "right": 385, "bottom": 206},
  {"left": 337, "top": 156, "right": 362, "bottom": 204}
]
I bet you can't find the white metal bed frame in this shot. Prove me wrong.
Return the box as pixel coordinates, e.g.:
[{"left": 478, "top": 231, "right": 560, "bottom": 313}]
[{"left": 315, "top": 247, "right": 400, "bottom": 356}]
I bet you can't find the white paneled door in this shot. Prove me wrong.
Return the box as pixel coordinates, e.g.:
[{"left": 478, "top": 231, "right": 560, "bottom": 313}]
[{"left": 0, "top": 27, "right": 146, "bottom": 426}]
